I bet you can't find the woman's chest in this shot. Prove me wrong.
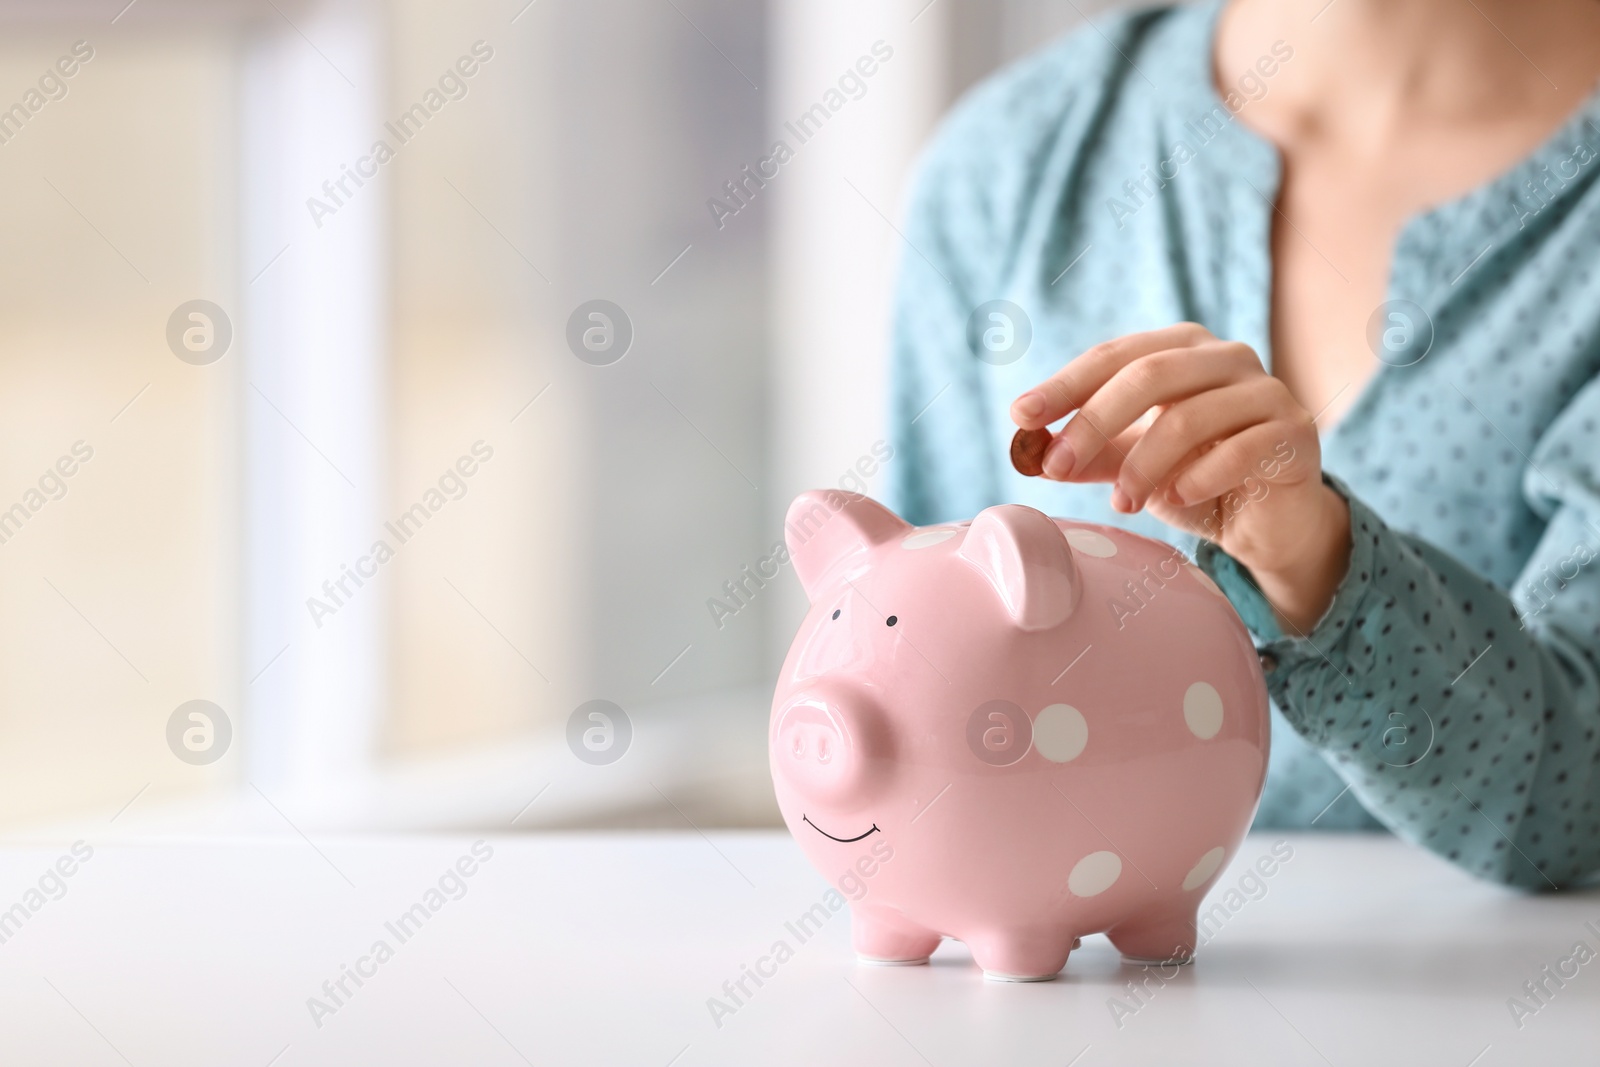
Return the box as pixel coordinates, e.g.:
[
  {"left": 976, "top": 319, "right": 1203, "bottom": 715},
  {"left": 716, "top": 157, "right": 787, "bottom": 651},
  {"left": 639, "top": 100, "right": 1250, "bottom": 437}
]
[
  {"left": 1004, "top": 166, "right": 1592, "bottom": 587},
  {"left": 1263, "top": 135, "right": 1529, "bottom": 430}
]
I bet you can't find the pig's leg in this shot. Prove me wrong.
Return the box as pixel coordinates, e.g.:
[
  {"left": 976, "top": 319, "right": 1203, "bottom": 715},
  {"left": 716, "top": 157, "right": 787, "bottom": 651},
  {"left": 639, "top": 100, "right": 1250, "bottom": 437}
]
[
  {"left": 1106, "top": 904, "right": 1198, "bottom": 965},
  {"left": 965, "top": 928, "right": 1076, "bottom": 982},
  {"left": 852, "top": 908, "right": 942, "bottom": 965}
]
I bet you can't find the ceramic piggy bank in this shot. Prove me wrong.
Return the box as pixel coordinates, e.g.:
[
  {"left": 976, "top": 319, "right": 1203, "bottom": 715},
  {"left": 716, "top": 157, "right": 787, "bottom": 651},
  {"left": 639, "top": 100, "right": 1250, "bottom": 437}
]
[{"left": 769, "top": 490, "right": 1270, "bottom": 981}]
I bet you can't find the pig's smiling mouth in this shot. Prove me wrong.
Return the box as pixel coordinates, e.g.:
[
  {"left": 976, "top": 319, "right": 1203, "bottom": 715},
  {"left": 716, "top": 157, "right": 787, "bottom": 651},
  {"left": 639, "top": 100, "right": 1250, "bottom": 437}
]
[{"left": 802, "top": 815, "right": 880, "bottom": 843}]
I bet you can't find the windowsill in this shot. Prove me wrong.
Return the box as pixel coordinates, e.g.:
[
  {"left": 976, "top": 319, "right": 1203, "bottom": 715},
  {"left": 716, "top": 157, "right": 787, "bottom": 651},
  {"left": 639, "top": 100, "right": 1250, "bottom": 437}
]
[{"left": 22, "top": 686, "right": 780, "bottom": 841}]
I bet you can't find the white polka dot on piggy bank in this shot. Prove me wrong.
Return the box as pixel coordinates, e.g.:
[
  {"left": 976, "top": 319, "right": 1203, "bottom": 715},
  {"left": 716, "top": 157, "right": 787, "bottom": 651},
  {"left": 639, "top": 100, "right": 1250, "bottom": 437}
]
[
  {"left": 1184, "top": 681, "right": 1225, "bottom": 739},
  {"left": 903, "top": 528, "right": 958, "bottom": 550},
  {"left": 1032, "top": 704, "right": 1088, "bottom": 762},
  {"left": 769, "top": 492, "right": 1270, "bottom": 980},
  {"left": 1182, "top": 846, "right": 1227, "bottom": 891},
  {"left": 1064, "top": 527, "right": 1117, "bottom": 558},
  {"left": 1068, "top": 851, "right": 1122, "bottom": 897}
]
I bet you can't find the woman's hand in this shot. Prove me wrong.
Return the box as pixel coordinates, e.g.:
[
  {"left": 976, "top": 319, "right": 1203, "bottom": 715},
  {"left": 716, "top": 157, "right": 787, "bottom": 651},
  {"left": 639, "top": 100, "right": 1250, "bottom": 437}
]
[{"left": 1009, "top": 322, "right": 1351, "bottom": 634}]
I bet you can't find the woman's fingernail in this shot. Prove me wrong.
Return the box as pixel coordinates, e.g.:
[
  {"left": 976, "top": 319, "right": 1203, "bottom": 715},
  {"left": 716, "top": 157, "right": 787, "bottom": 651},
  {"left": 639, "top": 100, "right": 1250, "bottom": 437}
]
[
  {"left": 1166, "top": 486, "right": 1186, "bottom": 506},
  {"left": 1013, "top": 392, "right": 1046, "bottom": 422},
  {"left": 1042, "top": 439, "right": 1075, "bottom": 479},
  {"left": 1111, "top": 484, "right": 1133, "bottom": 512}
]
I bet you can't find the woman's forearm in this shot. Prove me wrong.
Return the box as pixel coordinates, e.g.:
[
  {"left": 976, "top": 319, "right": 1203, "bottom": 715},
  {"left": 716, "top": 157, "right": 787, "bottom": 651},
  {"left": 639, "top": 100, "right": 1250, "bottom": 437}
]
[
  {"left": 1200, "top": 480, "right": 1600, "bottom": 890},
  {"left": 1245, "top": 482, "right": 1352, "bottom": 635}
]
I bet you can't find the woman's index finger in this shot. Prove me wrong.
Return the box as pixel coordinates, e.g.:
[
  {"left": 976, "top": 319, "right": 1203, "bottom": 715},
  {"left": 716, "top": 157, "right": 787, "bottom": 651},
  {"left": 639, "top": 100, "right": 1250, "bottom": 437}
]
[{"left": 1009, "top": 322, "right": 1209, "bottom": 429}]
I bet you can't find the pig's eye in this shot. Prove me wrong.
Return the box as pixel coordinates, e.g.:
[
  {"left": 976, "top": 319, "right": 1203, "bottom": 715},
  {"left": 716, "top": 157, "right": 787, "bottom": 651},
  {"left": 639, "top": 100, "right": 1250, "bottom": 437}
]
[
  {"left": 886, "top": 615, "right": 898, "bottom": 627},
  {"left": 831, "top": 609, "right": 841, "bottom": 620}
]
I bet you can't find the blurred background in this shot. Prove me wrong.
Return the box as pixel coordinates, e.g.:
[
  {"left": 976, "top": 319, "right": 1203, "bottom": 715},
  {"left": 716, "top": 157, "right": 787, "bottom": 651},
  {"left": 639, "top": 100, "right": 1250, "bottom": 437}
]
[{"left": 0, "top": 0, "right": 1120, "bottom": 837}]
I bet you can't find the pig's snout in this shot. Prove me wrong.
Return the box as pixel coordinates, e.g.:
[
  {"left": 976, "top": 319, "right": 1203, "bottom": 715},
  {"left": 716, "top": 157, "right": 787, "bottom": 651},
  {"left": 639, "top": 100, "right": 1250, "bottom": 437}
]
[{"left": 772, "top": 691, "right": 884, "bottom": 805}]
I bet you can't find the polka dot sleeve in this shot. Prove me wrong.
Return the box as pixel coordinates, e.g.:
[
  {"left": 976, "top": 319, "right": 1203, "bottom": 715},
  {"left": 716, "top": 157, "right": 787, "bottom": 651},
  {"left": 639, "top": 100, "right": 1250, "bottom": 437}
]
[{"left": 1196, "top": 449, "right": 1600, "bottom": 890}]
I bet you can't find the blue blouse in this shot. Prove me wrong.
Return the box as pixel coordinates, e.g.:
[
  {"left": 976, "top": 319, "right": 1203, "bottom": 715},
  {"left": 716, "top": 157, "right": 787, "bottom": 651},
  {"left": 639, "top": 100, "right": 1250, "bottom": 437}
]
[{"left": 885, "top": 0, "right": 1600, "bottom": 888}]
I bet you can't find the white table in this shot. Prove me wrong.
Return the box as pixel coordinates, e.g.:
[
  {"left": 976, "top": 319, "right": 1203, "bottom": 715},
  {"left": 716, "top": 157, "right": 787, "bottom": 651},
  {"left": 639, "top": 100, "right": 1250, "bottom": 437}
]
[{"left": 0, "top": 831, "right": 1595, "bottom": 1065}]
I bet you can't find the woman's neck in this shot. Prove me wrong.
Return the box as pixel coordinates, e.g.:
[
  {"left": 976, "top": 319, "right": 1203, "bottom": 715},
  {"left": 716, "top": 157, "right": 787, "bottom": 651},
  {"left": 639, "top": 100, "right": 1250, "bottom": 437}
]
[{"left": 1218, "top": 0, "right": 1600, "bottom": 145}]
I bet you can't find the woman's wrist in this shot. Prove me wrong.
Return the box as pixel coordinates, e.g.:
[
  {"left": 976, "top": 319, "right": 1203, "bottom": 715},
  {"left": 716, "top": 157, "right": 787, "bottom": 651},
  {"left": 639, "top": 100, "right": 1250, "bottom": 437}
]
[{"left": 1243, "top": 483, "right": 1352, "bottom": 635}]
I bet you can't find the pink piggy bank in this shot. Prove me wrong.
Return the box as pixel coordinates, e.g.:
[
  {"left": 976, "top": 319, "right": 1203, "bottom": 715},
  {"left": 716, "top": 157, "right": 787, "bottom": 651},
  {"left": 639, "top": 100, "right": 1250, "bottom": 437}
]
[{"left": 769, "top": 491, "right": 1270, "bottom": 981}]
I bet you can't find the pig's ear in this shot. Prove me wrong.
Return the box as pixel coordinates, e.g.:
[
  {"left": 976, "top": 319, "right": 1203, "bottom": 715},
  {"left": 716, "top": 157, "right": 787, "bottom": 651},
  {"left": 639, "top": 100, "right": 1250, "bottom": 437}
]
[
  {"left": 957, "top": 504, "right": 1079, "bottom": 631},
  {"left": 785, "top": 491, "right": 910, "bottom": 600}
]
